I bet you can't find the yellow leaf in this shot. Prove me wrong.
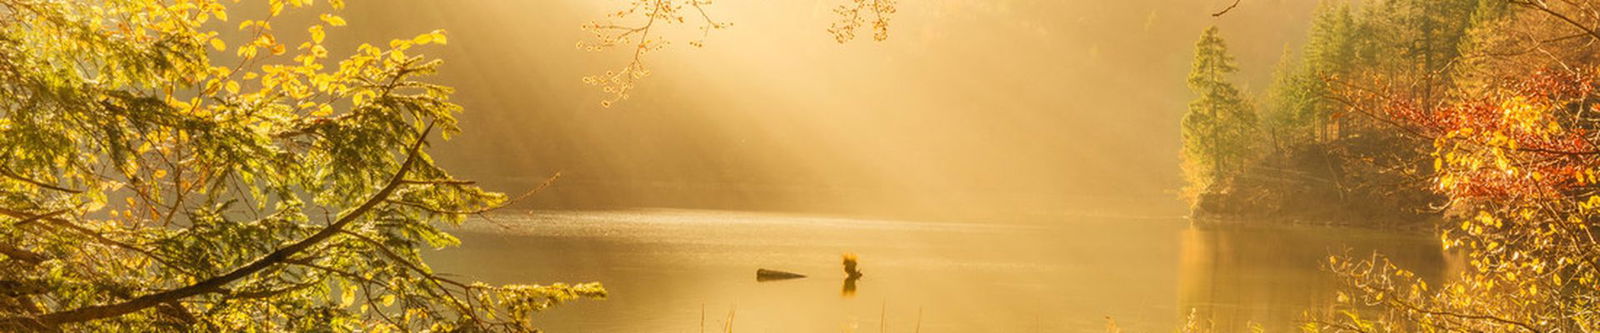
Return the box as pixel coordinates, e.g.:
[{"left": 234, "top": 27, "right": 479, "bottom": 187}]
[
  {"left": 313, "top": 104, "right": 333, "bottom": 117},
  {"left": 210, "top": 38, "right": 226, "bottom": 51},
  {"left": 320, "top": 14, "right": 347, "bottom": 26},
  {"left": 225, "top": 81, "right": 240, "bottom": 94},
  {"left": 430, "top": 30, "right": 447, "bottom": 45},
  {"left": 309, "top": 25, "right": 325, "bottom": 44},
  {"left": 339, "top": 287, "right": 355, "bottom": 307}
]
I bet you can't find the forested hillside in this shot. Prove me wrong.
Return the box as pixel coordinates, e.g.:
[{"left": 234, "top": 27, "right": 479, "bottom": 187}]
[
  {"left": 1184, "top": 0, "right": 1501, "bottom": 229},
  {"left": 1186, "top": 0, "right": 1600, "bottom": 330}
]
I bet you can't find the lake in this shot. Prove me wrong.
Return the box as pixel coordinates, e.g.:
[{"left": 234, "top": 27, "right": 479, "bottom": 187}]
[{"left": 425, "top": 209, "right": 1448, "bottom": 332}]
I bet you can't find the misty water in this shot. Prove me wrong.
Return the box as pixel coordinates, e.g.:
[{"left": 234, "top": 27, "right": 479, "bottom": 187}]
[{"left": 425, "top": 209, "right": 1447, "bottom": 332}]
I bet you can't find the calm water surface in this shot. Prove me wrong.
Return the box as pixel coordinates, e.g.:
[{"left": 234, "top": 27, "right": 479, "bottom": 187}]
[{"left": 425, "top": 209, "right": 1446, "bottom": 332}]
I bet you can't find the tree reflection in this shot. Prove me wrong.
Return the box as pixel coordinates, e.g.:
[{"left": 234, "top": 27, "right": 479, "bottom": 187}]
[
  {"left": 1177, "top": 225, "right": 1453, "bottom": 331},
  {"left": 842, "top": 275, "right": 860, "bottom": 298}
]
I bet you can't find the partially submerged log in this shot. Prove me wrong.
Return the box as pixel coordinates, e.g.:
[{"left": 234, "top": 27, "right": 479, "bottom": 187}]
[
  {"left": 755, "top": 269, "right": 806, "bottom": 281},
  {"left": 843, "top": 253, "right": 863, "bottom": 278}
]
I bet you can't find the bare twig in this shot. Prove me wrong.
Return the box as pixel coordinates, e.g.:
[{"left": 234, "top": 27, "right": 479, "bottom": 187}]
[{"left": 1212, "top": 0, "right": 1242, "bottom": 17}]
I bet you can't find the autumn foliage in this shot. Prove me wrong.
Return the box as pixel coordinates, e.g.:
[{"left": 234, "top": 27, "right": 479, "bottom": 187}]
[
  {"left": 1297, "top": 1, "right": 1600, "bottom": 331},
  {"left": 0, "top": 0, "right": 601, "bottom": 331}
]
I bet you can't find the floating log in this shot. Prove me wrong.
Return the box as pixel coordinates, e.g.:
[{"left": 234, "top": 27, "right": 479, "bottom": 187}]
[{"left": 755, "top": 268, "right": 806, "bottom": 281}]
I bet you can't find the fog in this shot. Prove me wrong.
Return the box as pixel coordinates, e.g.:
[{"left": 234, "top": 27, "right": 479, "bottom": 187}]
[{"left": 316, "top": 0, "right": 1322, "bottom": 220}]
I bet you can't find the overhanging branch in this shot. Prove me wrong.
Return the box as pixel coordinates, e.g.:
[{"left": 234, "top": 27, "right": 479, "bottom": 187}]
[{"left": 22, "top": 122, "right": 436, "bottom": 327}]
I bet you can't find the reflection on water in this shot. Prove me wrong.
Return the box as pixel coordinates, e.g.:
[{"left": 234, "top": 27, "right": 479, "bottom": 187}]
[
  {"left": 1178, "top": 226, "right": 1450, "bottom": 332},
  {"left": 754, "top": 269, "right": 808, "bottom": 282},
  {"left": 843, "top": 276, "right": 860, "bottom": 298},
  {"left": 424, "top": 209, "right": 1446, "bottom": 332}
]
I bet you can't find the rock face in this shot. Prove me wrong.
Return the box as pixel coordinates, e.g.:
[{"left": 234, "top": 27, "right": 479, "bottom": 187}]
[{"left": 755, "top": 269, "right": 806, "bottom": 281}]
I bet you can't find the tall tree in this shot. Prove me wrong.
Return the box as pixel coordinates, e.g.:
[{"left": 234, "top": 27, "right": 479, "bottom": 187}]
[
  {"left": 1279, "top": 0, "right": 1359, "bottom": 142},
  {"left": 0, "top": 0, "right": 600, "bottom": 331},
  {"left": 1263, "top": 47, "right": 1308, "bottom": 153},
  {"left": 1447, "top": 0, "right": 1512, "bottom": 96},
  {"left": 1182, "top": 26, "right": 1258, "bottom": 195}
]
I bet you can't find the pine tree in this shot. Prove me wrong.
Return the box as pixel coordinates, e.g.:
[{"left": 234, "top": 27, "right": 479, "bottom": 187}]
[
  {"left": 1264, "top": 47, "right": 1309, "bottom": 154},
  {"left": 1448, "top": 0, "right": 1511, "bottom": 96},
  {"left": 1182, "top": 26, "right": 1258, "bottom": 194},
  {"left": 1300, "top": 0, "right": 1357, "bottom": 141}
]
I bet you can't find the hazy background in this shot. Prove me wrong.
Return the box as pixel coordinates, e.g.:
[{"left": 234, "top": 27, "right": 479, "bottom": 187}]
[{"left": 309, "top": 0, "right": 1323, "bottom": 221}]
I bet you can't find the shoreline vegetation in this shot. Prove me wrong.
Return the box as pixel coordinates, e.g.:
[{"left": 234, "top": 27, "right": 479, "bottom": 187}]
[
  {"left": 1187, "top": 0, "right": 1600, "bottom": 331},
  {"left": 1183, "top": 1, "right": 1451, "bottom": 232}
]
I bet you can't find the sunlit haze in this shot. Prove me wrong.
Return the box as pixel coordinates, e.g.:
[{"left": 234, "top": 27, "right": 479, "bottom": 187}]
[{"left": 322, "top": 0, "right": 1316, "bottom": 219}]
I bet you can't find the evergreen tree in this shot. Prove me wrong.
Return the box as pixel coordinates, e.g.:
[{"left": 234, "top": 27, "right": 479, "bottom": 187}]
[
  {"left": 1264, "top": 47, "right": 1309, "bottom": 153},
  {"left": 1271, "top": 0, "right": 1481, "bottom": 142},
  {"left": 1299, "top": 0, "right": 1357, "bottom": 141},
  {"left": 1182, "top": 26, "right": 1258, "bottom": 194},
  {"left": 1448, "top": 0, "right": 1512, "bottom": 96}
]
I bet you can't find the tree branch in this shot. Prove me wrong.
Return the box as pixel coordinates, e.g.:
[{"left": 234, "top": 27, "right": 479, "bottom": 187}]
[
  {"left": 0, "top": 165, "right": 82, "bottom": 194},
  {"left": 23, "top": 122, "right": 436, "bottom": 327},
  {"left": 0, "top": 244, "right": 44, "bottom": 266},
  {"left": 1212, "top": 0, "right": 1242, "bottom": 17},
  {"left": 1508, "top": 0, "right": 1600, "bottom": 42}
]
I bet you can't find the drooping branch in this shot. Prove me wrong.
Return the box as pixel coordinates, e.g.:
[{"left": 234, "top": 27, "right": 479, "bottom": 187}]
[
  {"left": 335, "top": 229, "right": 481, "bottom": 325},
  {"left": 21, "top": 122, "right": 436, "bottom": 328},
  {"left": 389, "top": 171, "right": 561, "bottom": 215},
  {"left": 0, "top": 207, "right": 196, "bottom": 276},
  {"left": 0, "top": 165, "right": 82, "bottom": 194}
]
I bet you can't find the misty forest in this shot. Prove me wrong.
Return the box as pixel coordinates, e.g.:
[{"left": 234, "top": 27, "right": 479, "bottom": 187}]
[{"left": 9, "top": 0, "right": 1600, "bottom": 331}]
